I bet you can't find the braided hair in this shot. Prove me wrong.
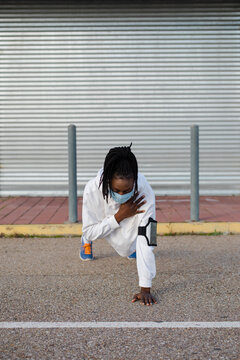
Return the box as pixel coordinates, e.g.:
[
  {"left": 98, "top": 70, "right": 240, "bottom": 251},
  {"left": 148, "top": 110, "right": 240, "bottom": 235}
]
[{"left": 99, "top": 143, "right": 138, "bottom": 201}]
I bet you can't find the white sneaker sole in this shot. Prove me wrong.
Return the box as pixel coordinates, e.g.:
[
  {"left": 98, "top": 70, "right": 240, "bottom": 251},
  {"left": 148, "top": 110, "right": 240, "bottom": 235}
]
[{"left": 79, "top": 252, "right": 94, "bottom": 261}]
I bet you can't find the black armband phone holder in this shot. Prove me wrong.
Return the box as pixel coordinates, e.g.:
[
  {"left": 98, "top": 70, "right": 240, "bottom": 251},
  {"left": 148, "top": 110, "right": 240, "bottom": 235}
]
[{"left": 138, "top": 217, "right": 157, "bottom": 246}]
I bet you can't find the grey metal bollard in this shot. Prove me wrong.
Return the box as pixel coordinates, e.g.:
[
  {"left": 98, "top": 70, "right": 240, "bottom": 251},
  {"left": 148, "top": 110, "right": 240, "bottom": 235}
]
[
  {"left": 190, "top": 125, "right": 199, "bottom": 221},
  {"left": 68, "top": 124, "right": 78, "bottom": 223}
]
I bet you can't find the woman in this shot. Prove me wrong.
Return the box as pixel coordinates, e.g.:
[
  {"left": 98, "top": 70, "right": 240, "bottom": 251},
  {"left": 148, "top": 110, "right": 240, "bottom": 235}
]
[{"left": 80, "top": 144, "right": 157, "bottom": 306}]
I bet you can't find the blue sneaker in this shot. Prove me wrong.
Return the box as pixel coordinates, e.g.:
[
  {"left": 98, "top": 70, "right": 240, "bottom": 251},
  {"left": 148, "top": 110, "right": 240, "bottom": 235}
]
[
  {"left": 80, "top": 236, "right": 93, "bottom": 261},
  {"left": 128, "top": 251, "right": 136, "bottom": 260}
]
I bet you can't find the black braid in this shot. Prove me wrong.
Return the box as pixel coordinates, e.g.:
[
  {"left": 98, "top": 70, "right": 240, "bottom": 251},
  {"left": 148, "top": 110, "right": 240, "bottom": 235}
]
[{"left": 99, "top": 143, "right": 138, "bottom": 201}]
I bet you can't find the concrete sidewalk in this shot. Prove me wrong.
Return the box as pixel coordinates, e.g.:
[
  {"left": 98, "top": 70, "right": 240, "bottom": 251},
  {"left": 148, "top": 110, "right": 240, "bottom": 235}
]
[{"left": 0, "top": 196, "right": 240, "bottom": 236}]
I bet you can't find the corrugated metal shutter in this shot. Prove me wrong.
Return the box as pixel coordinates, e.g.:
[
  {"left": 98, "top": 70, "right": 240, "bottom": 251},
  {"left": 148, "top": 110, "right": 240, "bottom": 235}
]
[{"left": 0, "top": 0, "right": 239, "bottom": 196}]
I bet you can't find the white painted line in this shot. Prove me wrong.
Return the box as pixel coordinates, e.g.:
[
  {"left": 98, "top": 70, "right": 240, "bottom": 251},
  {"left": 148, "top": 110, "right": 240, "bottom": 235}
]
[{"left": 0, "top": 322, "right": 240, "bottom": 329}]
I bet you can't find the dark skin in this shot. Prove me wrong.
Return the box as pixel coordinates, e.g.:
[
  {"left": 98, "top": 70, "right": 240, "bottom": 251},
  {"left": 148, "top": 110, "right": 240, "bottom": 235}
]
[{"left": 111, "top": 175, "right": 157, "bottom": 306}]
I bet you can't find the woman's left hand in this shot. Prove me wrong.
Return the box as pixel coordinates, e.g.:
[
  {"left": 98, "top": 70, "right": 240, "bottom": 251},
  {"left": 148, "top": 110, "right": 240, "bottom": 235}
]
[{"left": 132, "top": 287, "right": 157, "bottom": 306}]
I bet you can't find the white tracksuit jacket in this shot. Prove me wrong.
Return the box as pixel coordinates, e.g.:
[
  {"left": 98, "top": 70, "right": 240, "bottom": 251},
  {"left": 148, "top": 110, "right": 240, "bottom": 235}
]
[{"left": 82, "top": 169, "right": 156, "bottom": 288}]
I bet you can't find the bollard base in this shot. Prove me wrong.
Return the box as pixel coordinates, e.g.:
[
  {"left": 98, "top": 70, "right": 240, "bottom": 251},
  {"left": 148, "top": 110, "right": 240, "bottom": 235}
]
[
  {"left": 64, "top": 220, "right": 79, "bottom": 224},
  {"left": 186, "top": 220, "right": 204, "bottom": 223}
]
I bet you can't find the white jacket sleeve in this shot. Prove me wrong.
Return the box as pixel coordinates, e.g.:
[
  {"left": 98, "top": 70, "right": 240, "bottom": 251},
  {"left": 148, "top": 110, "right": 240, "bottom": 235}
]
[
  {"left": 82, "top": 184, "right": 120, "bottom": 241},
  {"left": 136, "top": 178, "right": 156, "bottom": 288}
]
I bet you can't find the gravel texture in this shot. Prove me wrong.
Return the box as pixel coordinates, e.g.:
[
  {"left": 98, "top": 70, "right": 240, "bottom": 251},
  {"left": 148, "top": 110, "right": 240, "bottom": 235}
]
[{"left": 0, "top": 235, "right": 240, "bottom": 359}]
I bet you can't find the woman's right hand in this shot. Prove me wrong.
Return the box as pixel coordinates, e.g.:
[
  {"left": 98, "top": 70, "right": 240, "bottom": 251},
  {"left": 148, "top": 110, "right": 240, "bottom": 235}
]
[{"left": 114, "top": 192, "right": 146, "bottom": 224}]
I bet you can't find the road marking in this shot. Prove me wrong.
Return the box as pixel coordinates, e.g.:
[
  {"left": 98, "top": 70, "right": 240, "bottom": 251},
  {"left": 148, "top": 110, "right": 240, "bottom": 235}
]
[{"left": 0, "top": 322, "right": 240, "bottom": 329}]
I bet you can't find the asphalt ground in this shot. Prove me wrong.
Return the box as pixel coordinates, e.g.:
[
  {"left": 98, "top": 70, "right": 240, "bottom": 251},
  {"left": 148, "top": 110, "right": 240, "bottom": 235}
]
[{"left": 0, "top": 235, "right": 240, "bottom": 359}]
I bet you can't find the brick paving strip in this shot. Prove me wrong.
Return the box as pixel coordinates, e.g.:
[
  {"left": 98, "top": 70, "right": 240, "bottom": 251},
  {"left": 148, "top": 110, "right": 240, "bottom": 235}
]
[
  {"left": 0, "top": 196, "right": 240, "bottom": 225},
  {"left": 0, "top": 196, "right": 240, "bottom": 236}
]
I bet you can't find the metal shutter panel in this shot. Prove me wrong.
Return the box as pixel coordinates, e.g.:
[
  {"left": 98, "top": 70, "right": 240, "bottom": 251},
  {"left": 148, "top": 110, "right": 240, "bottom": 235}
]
[{"left": 0, "top": 1, "right": 239, "bottom": 195}]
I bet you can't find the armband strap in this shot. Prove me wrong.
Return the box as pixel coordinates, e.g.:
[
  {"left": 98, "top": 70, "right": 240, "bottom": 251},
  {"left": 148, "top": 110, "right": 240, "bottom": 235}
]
[{"left": 138, "top": 227, "right": 146, "bottom": 236}]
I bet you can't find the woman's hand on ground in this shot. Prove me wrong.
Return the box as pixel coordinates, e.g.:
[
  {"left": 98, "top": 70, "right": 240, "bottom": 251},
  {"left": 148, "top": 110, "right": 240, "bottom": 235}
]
[
  {"left": 132, "top": 287, "right": 157, "bottom": 306},
  {"left": 114, "top": 192, "right": 146, "bottom": 224}
]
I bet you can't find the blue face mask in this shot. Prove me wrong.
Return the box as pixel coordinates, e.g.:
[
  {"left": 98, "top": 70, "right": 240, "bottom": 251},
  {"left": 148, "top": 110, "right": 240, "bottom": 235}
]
[{"left": 110, "top": 187, "right": 135, "bottom": 204}]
